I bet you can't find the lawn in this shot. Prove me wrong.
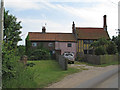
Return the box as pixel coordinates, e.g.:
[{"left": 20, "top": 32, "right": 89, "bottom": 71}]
[
  {"left": 27, "top": 60, "right": 80, "bottom": 88},
  {"left": 4, "top": 60, "right": 81, "bottom": 88}
]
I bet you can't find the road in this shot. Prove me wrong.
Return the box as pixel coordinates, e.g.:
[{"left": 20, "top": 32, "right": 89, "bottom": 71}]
[
  {"left": 47, "top": 65, "right": 118, "bottom": 88},
  {"left": 75, "top": 66, "right": 119, "bottom": 88},
  {"left": 94, "top": 73, "right": 118, "bottom": 88}
]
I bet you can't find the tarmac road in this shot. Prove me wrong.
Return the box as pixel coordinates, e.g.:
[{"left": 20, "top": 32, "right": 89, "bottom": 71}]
[
  {"left": 75, "top": 66, "right": 119, "bottom": 88},
  {"left": 94, "top": 72, "right": 118, "bottom": 88}
]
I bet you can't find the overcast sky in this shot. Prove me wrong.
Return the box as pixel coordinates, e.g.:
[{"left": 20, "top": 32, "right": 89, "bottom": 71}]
[{"left": 4, "top": 0, "right": 119, "bottom": 45}]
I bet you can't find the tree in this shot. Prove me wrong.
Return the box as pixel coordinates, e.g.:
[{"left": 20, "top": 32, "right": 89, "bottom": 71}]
[
  {"left": 95, "top": 46, "right": 107, "bottom": 55},
  {"left": 106, "top": 42, "right": 117, "bottom": 54},
  {"left": 112, "top": 35, "right": 120, "bottom": 54},
  {"left": 90, "top": 38, "right": 117, "bottom": 55},
  {"left": 90, "top": 38, "right": 109, "bottom": 55},
  {"left": 2, "top": 10, "right": 22, "bottom": 79},
  {"left": 4, "top": 10, "right": 22, "bottom": 50},
  {"left": 16, "top": 45, "right": 25, "bottom": 57}
]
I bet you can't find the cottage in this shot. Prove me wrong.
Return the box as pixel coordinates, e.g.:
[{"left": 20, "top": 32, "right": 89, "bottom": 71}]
[
  {"left": 72, "top": 15, "right": 110, "bottom": 56},
  {"left": 26, "top": 15, "right": 110, "bottom": 59},
  {"left": 26, "top": 27, "right": 77, "bottom": 58}
]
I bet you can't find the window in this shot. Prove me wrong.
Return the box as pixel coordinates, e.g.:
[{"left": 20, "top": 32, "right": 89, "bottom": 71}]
[
  {"left": 90, "top": 40, "right": 93, "bottom": 43},
  {"left": 83, "top": 40, "right": 93, "bottom": 44},
  {"left": 67, "top": 43, "right": 72, "bottom": 47},
  {"left": 32, "top": 42, "right": 37, "bottom": 47},
  {"left": 48, "top": 43, "right": 53, "bottom": 47}
]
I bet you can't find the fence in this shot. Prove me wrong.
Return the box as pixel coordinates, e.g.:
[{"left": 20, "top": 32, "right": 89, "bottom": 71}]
[{"left": 86, "top": 55, "right": 119, "bottom": 65}]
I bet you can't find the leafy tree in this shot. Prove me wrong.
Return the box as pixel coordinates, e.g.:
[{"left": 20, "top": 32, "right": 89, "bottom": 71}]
[
  {"left": 112, "top": 35, "right": 120, "bottom": 54},
  {"left": 106, "top": 42, "right": 117, "bottom": 54},
  {"left": 90, "top": 38, "right": 117, "bottom": 55},
  {"left": 90, "top": 38, "right": 108, "bottom": 55},
  {"left": 95, "top": 46, "right": 107, "bottom": 55},
  {"left": 4, "top": 10, "right": 22, "bottom": 50},
  {"left": 2, "top": 10, "right": 22, "bottom": 79},
  {"left": 2, "top": 41, "right": 20, "bottom": 79},
  {"left": 16, "top": 45, "right": 25, "bottom": 57}
]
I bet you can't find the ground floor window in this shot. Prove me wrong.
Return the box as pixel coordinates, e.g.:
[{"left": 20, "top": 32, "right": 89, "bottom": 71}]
[
  {"left": 84, "top": 50, "right": 87, "bottom": 54},
  {"left": 32, "top": 42, "right": 37, "bottom": 47},
  {"left": 67, "top": 43, "right": 72, "bottom": 47}
]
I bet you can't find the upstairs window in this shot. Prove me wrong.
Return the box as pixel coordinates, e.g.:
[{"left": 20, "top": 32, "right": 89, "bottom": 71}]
[
  {"left": 32, "top": 42, "right": 37, "bottom": 47},
  {"left": 67, "top": 43, "right": 72, "bottom": 47},
  {"left": 83, "top": 40, "right": 93, "bottom": 44}
]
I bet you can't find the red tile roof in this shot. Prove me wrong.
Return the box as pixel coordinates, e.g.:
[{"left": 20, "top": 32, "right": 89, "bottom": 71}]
[
  {"left": 76, "top": 27, "right": 110, "bottom": 40},
  {"left": 28, "top": 32, "right": 76, "bottom": 42}
]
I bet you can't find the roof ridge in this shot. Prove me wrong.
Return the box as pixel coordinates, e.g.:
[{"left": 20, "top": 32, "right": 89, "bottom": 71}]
[
  {"left": 29, "top": 32, "right": 73, "bottom": 34},
  {"left": 76, "top": 27, "right": 103, "bottom": 29}
]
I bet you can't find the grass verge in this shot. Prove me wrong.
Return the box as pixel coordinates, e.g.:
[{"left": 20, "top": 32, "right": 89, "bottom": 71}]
[
  {"left": 3, "top": 60, "right": 80, "bottom": 88},
  {"left": 27, "top": 60, "right": 80, "bottom": 88}
]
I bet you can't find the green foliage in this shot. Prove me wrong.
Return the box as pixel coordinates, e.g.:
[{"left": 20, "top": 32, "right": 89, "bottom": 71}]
[
  {"left": 4, "top": 10, "right": 22, "bottom": 50},
  {"left": 29, "top": 49, "right": 51, "bottom": 60},
  {"left": 90, "top": 38, "right": 108, "bottom": 48},
  {"left": 112, "top": 35, "right": 120, "bottom": 54},
  {"left": 25, "top": 35, "right": 32, "bottom": 56},
  {"left": 90, "top": 38, "right": 117, "bottom": 55},
  {"left": 106, "top": 42, "right": 118, "bottom": 54},
  {"left": 26, "top": 60, "right": 79, "bottom": 88},
  {"left": 2, "top": 42, "right": 20, "bottom": 79},
  {"left": 3, "top": 63, "right": 37, "bottom": 88},
  {"left": 16, "top": 45, "right": 25, "bottom": 57},
  {"left": 95, "top": 46, "right": 107, "bottom": 55}
]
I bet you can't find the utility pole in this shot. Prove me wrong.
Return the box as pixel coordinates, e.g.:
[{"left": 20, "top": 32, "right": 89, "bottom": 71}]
[{"left": 0, "top": 0, "right": 4, "bottom": 89}]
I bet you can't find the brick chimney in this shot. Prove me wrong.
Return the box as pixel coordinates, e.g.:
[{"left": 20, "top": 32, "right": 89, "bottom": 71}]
[
  {"left": 103, "top": 15, "right": 107, "bottom": 31},
  {"left": 72, "top": 21, "right": 75, "bottom": 34},
  {"left": 42, "top": 26, "right": 46, "bottom": 33}
]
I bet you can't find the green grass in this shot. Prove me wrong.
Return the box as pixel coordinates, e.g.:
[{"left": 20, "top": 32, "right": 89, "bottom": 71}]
[
  {"left": 27, "top": 60, "right": 80, "bottom": 88},
  {"left": 3, "top": 60, "right": 80, "bottom": 88},
  {"left": 75, "top": 60, "right": 119, "bottom": 67}
]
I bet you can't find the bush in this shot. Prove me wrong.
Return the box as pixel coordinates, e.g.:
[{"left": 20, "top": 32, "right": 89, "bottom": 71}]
[
  {"left": 106, "top": 42, "right": 117, "bottom": 54},
  {"left": 29, "top": 49, "right": 50, "bottom": 60},
  {"left": 95, "top": 46, "right": 107, "bottom": 55}
]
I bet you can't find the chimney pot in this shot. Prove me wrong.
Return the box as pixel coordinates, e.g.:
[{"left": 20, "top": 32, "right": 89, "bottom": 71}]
[{"left": 42, "top": 26, "right": 46, "bottom": 33}]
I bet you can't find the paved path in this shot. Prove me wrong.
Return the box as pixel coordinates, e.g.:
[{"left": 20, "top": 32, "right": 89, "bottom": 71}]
[{"left": 47, "top": 65, "right": 118, "bottom": 88}]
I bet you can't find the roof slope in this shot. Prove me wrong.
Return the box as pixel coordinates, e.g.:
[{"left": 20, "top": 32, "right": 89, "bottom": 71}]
[
  {"left": 76, "top": 27, "right": 110, "bottom": 40},
  {"left": 28, "top": 32, "right": 76, "bottom": 42}
]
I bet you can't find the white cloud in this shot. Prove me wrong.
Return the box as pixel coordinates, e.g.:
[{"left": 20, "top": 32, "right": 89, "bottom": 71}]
[
  {"left": 5, "top": 0, "right": 45, "bottom": 10},
  {"left": 5, "top": 0, "right": 119, "bottom": 45}
]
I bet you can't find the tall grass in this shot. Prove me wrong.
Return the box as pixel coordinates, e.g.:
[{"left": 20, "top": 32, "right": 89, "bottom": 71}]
[
  {"left": 2, "top": 62, "right": 37, "bottom": 88},
  {"left": 3, "top": 60, "right": 80, "bottom": 88}
]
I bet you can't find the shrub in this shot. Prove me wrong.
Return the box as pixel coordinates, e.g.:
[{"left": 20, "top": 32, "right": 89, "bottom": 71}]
[
  {"left": 106, "top": 42, "right": 117, "bottom": 54},
  {"left": 29, "top": 49, "right": 50, "bottom": 60},
  {"left": 95, "top": 46, "right": 107, "bottom": 55}
]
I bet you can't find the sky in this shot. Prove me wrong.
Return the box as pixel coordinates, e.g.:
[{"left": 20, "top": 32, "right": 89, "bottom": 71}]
[{"left": 4, "top": 0, "right": 119, "bottom": 45}]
